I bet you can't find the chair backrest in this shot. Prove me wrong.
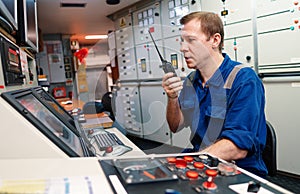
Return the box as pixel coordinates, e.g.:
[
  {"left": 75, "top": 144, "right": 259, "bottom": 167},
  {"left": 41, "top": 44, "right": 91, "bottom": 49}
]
[
  {"left": 101, "top": 92, "right": 115, "bottom": 121},
  {"left": 263, "top": 121, "right": 277, "bottom": 176},
  {"left": 82, "top": 101, "right": 104, "bottom": 114}
]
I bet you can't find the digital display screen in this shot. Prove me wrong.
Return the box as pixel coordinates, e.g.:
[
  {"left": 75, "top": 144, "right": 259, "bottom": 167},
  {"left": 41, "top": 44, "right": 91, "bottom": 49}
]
[
  {"left": 38, "top": 89, "right": 70, "bottom": 117},
  {"left": 221, "top": 10, "right": 228, "bottom": 16},
  {"left": 7, "top": 47, "right": 20, "bottom": 72},
  {"left": 114, "top": 158, "right": 177, "bottom": 184},
  {"left": 35, "top": 88, "right": 76, "bottom": 132},
  {"left": 16, "top": 93, "right": 84, "bottom": 157},
  {"left": 141, "top": 58, "right": 147, "bottom": 72},
  {"left": 0, "top": 34, "right": 24, "bottom": 86},
  {"left": 171, "top": 54, "right": 178, "bottom": 69}
]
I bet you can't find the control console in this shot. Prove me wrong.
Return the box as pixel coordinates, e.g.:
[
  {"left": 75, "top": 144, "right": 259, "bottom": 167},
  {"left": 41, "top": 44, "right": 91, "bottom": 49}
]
[{"left": 99, "top": 153, "right": 290, "bottom": 194}]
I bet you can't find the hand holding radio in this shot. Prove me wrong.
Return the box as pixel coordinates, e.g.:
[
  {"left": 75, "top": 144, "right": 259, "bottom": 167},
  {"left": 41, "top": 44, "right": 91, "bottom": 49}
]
[
  {"left": 162, "top": 73, "right": 183, "bottom": 99},
  {"left": 148, "top": 30, "right": 181, "bottom": 98}
]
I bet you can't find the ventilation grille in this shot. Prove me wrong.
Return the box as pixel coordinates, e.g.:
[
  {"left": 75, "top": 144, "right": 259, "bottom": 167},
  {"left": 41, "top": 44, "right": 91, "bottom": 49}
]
[{"left": 60, "top": 0, "right": 86, "bottom": 7}]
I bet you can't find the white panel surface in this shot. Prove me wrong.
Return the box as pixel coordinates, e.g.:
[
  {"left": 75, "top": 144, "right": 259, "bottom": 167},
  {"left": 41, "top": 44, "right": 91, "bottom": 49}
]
[
  {"left": 115, "top": 17, "right": 138, "bottom": 81},
  {"left": 0, "top": 98, "right": 68, "bottom": 159},
  {"left": 257, "top": 11, "right": 293, "bottom": 33},
  {"left": 201, "top": 0, "right": 251, "bottom": 23},
  {"left": 256, "top": 0, "right": 294, "bottom": 16},
  {"left": 139, "top": 83, "right": 171, "bottom": 145},
  {"left": 224, "top": 21, "right": 252, "bottom": 40},
  {"left": 258, "top": 30, "right": 300, "bottom": 66},
  {"left": 135, "top": 40, "right": 165, "bottom": 79},
  {"left": 263, "top": 80, "right": 300, "bottom": 175},
  {"left": 223, "top": 36, "right": 254, "bottom": 66}
]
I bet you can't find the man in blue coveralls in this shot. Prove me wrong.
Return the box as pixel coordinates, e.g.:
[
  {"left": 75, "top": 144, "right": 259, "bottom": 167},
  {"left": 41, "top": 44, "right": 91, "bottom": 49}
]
[{"left": 162, "top": 11, "right": 268, "bottom": 177}]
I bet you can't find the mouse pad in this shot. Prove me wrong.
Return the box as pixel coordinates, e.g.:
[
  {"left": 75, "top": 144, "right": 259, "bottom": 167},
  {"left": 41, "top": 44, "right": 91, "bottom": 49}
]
[{"left": 113, "top": 158, "right": 178, "bottom": 184}]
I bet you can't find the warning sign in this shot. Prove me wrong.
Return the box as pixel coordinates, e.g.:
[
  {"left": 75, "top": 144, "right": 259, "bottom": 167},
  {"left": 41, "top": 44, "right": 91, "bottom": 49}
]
[{"left": 120, "top": 17, "right": 126, "bottom": 28}]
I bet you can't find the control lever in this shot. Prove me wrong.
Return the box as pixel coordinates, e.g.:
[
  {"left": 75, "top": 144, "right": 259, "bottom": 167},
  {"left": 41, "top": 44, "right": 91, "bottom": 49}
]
[
  {"left": 148, "top": 30, "right": 177, "bottom": 76},
  {"left": 203, "top": 169, "right": 218, "bottom": 190}
]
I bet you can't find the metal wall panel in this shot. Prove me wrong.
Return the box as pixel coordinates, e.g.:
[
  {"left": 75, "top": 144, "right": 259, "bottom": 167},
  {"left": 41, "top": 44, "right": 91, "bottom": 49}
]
[
  {"left": 263, "top": 79, "right": 300, "bottom": 175},
  {"left": 115, "top": 15, "right": 138, "bottom": 81},
  {"left": 114, "top": 84, "right": 143, "bottom": 137},
  {"left": 135, "top": 40, "right": 165, "bottom": 80},
  {"left": 139, "top": 82, "right": 171, "bottom": 144}
]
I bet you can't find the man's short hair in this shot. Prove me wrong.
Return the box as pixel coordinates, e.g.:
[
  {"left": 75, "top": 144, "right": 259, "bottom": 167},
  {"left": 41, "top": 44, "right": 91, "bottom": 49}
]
[{"left": 180, "top": 11, "right": 224, "bottom": 52}]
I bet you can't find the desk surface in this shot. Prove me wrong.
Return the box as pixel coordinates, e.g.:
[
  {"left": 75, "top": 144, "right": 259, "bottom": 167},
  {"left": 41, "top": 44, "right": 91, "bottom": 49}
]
[
  {"left": 81, "top": 113, "right": 114, "bottom": 128},
  {"left": 0, "top": 126, "right": 145, "bottom": 194},
  {"left": 0, "top": 157, "right": 113, "bottom": 194},
  {"left": 59, "top": 98, "right": 114, "bottom": 128},
  {"left": 57, "top": 98, "right": 85, "bottom": 112}
]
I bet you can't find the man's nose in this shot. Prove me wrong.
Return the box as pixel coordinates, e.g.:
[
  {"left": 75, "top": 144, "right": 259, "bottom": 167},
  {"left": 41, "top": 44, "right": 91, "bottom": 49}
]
[{"left": 180, "top": 42, "right": 188, "bottom": 53}]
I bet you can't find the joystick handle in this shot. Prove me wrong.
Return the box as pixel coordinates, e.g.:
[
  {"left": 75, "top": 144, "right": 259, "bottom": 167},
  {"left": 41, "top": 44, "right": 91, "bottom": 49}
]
[{"left": 203, "top": 169, "right": 218, "bottom": 190}]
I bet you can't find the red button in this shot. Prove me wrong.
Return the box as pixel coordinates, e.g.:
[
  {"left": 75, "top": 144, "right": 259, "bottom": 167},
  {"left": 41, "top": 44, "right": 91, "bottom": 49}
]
[
  {"left": 167, "top": 157, "right": 176, "bottom": 164},
  {"left": 186, "top": 170, "right": 199, "bottom": 179},
  {"left": 206, "top": 169, "right": 218, "bottom": 177},
  {"left": 194, "top": 162, "right": 204, "bottom": 169},
  {"left": 175, "top": 159, "right": 187, "bottom": 168},
  {"left": 183, "top": 156, "right": 194, "bottom": 162}
]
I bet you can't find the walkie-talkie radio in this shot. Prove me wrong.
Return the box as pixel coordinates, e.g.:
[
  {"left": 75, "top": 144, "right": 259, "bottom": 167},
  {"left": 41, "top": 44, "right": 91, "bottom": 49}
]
[{"left": 148, "top": 30, "right": 177, "bottom": 76}]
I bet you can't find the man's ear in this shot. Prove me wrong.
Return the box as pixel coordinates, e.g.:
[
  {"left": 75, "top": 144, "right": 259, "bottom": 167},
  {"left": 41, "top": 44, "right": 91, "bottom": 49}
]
[{"left": 211, "top": 33, "right": 221, "bottom": 50}]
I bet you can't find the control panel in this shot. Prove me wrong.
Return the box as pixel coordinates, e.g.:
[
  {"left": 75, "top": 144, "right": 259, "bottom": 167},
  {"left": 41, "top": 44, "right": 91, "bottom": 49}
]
[
  {"left": 160, "top": 0, "right": 201, "bottom": 38},
  {"left": 132, "top": 2, "right": 162, "bottom": 46},
  {"left": 135, "top": 40, "right": 165, "bottom": 80},
  {"left": 100, "top": 153, "right": 290, "bottom": 194},
  {"left": 115, "top": 14, "right": 137, "bottom": 81},
  {"left": 114, "top": 84, "right": 143, "bottom": 137},
  {"left": 0, "top": 35, "right": 24, "bottom": 86}
]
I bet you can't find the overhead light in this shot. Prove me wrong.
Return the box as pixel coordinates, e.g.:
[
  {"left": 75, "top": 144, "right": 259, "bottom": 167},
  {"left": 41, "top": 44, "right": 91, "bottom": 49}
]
[
  {"left": 85, "top": 35, "right": 108, "bottom": 39},
  {"left": 106, "top": 0, "right": 120, "bottom": 5}
]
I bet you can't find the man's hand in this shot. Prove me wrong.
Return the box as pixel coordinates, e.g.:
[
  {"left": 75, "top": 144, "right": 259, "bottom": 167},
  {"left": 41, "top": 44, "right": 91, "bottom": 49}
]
[
  {"left": 162, "top": 72, "right": 184, "bottom": 132},
  {"left": 162, "top": 72, "right": 183, "bottom": 99}
]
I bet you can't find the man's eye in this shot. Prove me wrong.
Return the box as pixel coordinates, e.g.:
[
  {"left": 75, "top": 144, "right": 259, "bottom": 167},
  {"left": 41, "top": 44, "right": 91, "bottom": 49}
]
[{"left": 188, "top": 38, "right": 195, "bottom": 42}]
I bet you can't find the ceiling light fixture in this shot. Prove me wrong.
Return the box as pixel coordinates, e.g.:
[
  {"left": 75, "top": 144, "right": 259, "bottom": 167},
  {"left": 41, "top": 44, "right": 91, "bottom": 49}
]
[
  {"left": 106, "top": 0, "right": 120, "bottom": 5},
  {"left": 85, "top": 35, "right": 108, "bottom": 39}
]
